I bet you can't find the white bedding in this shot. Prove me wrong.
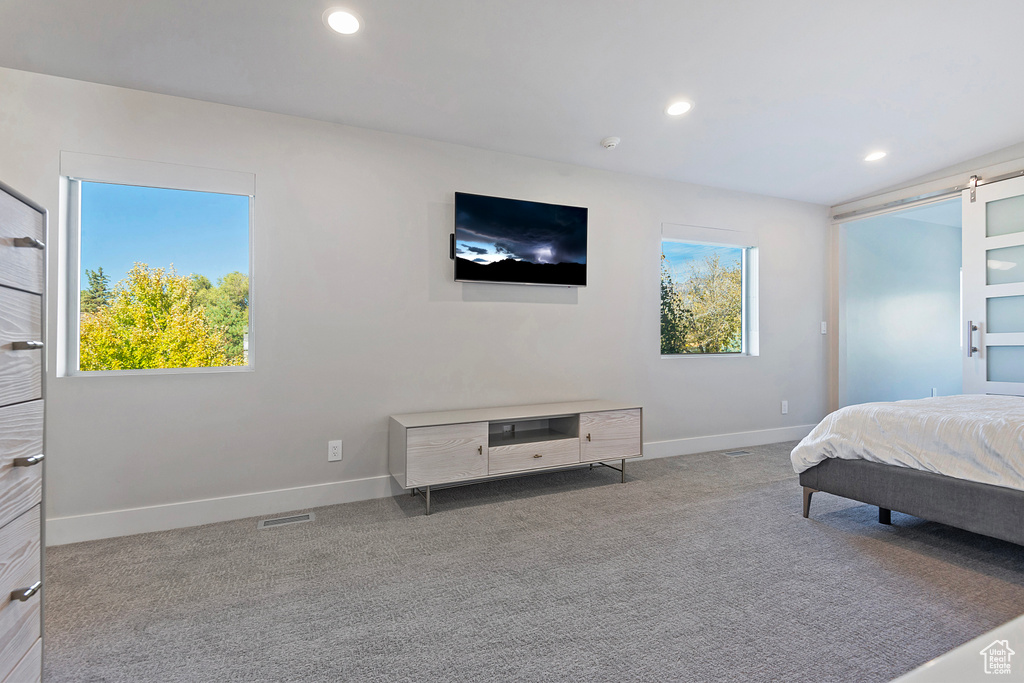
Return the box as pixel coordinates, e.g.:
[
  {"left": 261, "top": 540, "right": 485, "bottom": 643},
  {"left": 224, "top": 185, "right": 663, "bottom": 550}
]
[{"left": 791, "top": 395, "right": 1024, "bottom": 491}]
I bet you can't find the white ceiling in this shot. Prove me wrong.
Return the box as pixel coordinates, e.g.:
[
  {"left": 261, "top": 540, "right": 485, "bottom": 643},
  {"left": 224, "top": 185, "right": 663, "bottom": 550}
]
[{"left": 2, "top": 0, "right": 1024, "bottom": 206}]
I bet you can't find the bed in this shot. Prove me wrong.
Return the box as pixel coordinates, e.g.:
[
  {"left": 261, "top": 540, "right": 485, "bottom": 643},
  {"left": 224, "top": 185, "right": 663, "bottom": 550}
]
[{"left": 792, "top": 395, "right": 1024, "bottom": 545}]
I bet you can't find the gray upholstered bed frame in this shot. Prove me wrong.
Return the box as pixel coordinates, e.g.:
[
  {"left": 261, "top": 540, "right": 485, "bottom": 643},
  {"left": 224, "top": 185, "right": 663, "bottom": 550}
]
[{"left": 800, "top": 458, "right": 1024, "bottom": 546}]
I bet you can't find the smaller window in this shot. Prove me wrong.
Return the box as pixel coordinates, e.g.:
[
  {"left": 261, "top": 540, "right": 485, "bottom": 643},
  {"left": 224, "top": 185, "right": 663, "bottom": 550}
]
[{"left": 660, "top": 225, "right": 759, "bottom": 357}]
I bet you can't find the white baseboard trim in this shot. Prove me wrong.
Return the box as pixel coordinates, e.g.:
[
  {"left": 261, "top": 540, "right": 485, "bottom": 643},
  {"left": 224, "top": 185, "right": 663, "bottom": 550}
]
[
  {"left": 47, "top": 424, "right": 814, "bottom": 546},
  {"left": 46, "top": 474, "right": 401, "bottom": 546},
  {"left": 642, "top": 424, "right": 815, "bottom": 460}
]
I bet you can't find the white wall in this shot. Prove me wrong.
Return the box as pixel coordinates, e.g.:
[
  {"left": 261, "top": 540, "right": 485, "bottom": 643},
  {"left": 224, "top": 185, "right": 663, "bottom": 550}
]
[
  {"left": 0, "top": 67, "right": 830, "bottom": 543},
  {"left": 841, "top": 215, "right": 962, "bottom": 405}
]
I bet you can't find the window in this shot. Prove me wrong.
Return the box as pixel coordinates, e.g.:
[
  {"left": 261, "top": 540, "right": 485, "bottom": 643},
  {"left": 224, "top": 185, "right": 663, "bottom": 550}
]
[
  {"left": 61, "top": 153, "right": 254, "bottom": 374},
  {"left": 660, "top": 224, "right": 758, "bottom": 356}
]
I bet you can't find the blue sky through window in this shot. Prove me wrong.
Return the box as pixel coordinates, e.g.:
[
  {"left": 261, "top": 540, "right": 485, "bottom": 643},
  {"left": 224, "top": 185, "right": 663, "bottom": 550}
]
[
  {"left": 80, "top": 182, "right": 249, "bottom": 287},
  {"left": 662, "top": 241, "right": 741, "bottom": 278}
]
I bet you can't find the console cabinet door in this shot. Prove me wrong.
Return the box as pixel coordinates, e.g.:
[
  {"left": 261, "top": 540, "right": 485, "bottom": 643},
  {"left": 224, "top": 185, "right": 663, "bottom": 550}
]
[
  {"left": 406, "top": 422, "right": 488, "bottom": 488},
  {"left": 580, "top": 409, "right": 641, "bottom": 462}
]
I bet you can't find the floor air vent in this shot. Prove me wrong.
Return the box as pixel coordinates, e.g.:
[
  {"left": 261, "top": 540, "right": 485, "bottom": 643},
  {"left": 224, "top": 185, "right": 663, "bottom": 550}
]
[
  {"left": 724, "top": 450, "right": 752, "bottom": 457},
  {"left": 257, "top": 512, "right": 315, "bottom": 530}
]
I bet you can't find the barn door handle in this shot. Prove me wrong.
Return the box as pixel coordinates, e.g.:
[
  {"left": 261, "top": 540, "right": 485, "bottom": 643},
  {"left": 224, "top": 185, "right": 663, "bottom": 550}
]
[
  {"left": 967, "top": 321, "right": 979, "bottom": 357},
  {"left": 13, "top": 236, "right": 44, "bottom": 250}
]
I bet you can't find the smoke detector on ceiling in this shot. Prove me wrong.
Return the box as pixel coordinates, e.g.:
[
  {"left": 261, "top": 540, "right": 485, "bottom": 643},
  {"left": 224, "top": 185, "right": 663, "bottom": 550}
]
[{"left": 601, "top": 137, "right": 621, "bottom": 149}]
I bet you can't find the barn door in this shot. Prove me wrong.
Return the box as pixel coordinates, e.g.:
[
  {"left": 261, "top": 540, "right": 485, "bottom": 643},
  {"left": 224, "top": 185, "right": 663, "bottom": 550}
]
[{"left": 962, "top": 176, "right": 1024, "bottom": 396}]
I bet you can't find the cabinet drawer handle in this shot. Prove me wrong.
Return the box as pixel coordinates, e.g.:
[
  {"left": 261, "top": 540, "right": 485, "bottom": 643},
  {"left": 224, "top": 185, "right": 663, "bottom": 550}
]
[
  {"left": 13, "top": 454, "right": 44, "bottom": 467},
  {"left": 12, "top": 236, "right": 45, "bottom": 250},
  {"left": 478, "top": 445, "right": 482, "bottom": 455},
  {"left": 533, "top": 454, "right": 542, "bottom": 458},
  {"left": 10, "top": 581, "right": 41, "bottom": 602},
  {"left": 12, "top": 340, "right": 43, "bottom": 351},
  {"left": 586, "top": 433, "right": 591, "bottom": 441}
]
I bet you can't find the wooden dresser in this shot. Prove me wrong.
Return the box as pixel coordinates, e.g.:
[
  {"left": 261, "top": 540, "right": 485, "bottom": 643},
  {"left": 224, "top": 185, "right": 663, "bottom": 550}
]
[{"left": 0, "top": 181, "right": 46, "bottom": 682}]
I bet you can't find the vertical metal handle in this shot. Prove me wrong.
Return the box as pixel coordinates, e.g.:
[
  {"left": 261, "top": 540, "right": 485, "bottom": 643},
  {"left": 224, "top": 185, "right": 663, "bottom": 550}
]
[
  {"left": 586, "top": 433, "right": 591, "bottom": 441},
  {"left": 477, "top": 445, "right": 482, "bottom": 455},
  {"left": 967, "top": 321, "right": 979, "bottom": 357}
]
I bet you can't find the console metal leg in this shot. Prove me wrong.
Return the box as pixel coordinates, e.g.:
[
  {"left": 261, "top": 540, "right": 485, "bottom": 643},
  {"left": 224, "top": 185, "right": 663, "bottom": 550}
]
[
  {"left": 802, "top": 487, "right": 818, "bottom": 518},
  {"left": 412, "top": 486, "right": 433, "bottom": 515},
  {"left": 879, "top": 507, "right": 891, "bottom": 525}
]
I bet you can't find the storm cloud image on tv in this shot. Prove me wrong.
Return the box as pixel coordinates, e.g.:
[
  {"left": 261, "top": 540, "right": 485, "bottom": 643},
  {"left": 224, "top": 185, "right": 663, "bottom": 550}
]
[{"left": 453, "top": 192, "right": 587, "bottom": 286}]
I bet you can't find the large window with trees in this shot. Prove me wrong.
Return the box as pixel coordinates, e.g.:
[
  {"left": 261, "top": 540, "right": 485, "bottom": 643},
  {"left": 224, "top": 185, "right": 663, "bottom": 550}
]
[
  {"left": 660, "top": 224, "right": 758, "bottom": 357},
  {"left": 61, "top": 153, "right": 254, "bottom": 374}
]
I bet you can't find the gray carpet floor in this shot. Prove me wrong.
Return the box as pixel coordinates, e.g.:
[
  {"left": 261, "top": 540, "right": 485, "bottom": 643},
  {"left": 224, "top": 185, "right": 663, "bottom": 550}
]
[{"left": 44, "top": 443, "right": 1024, "bottom": 682}]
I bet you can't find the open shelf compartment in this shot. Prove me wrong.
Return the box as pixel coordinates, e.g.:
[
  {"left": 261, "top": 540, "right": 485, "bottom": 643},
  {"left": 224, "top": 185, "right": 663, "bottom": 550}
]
[{"left": 487, "top": 414, "right": 578, "bottom": 447}]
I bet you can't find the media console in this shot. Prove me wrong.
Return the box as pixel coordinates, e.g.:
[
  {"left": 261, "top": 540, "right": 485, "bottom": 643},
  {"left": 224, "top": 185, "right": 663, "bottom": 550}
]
[{"left": 389, "top": 400, "right": 642, "bottom": 514}]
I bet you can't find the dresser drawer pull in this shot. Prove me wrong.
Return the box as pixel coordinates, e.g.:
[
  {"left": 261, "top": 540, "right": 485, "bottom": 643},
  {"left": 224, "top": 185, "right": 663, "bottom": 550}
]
[
  {"left": 533, "top": 453, "right": 542, "bottom": 458},
  {"left": 478, "top": 445, "right": 482, "bottom": 455},
  {"left": 10, "top": 581, "right": 41, "bottom": 602},
  {"left": 13, "top": 454, "right": 44, "bottom": 467},
  {"left": 12, "top": 236, "right": 45, "bottom": 250},
  {"left": 11, "top": 340, "right": 43, "bottom": 350},
  {"left": 586, "top": 433, "right": 591, "bottom": 441}
]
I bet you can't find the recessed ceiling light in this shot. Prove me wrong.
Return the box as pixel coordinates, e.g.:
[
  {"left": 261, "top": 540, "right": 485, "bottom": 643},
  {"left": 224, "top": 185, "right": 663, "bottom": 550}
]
[
  {"left": 323, "top": 8, "right": 361, "bottom": 35},
  {"left": 864, "top": 151, "right": 887, "bottom": 162},
  {"left": 666, "top": 101, "right": 693, "bottom": 117}
]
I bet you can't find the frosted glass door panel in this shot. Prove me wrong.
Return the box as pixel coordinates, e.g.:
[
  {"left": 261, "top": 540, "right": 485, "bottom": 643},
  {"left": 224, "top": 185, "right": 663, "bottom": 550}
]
[
  {"left": 987, "top": 244, "right": 1024, "bottom": 285},
  {"left": 988, "top": 296, "right": 1024, "bottom": 333},
  {"left": 986, "top": 194, "right": 1024, "bottom": 237},
  {"left": 988, "top": 346, "right": 1024, "bottom": 383},
  {"left": 842, "top": 211, "right": 962, "bottom": 405}
]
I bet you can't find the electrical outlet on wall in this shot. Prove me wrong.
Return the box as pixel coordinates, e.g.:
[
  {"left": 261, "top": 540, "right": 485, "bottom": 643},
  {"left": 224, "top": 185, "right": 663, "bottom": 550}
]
[
  {"left": 328, "top": 440, "right": 343, "bottom": 462},
  {"left": 781, "top": 400, "right": 789, "bottom": 415}
]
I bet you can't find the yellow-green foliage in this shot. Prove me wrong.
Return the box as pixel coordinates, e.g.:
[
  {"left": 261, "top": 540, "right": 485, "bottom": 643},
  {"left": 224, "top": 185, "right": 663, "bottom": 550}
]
[
  {"left": 661, "top": 252, "right": 742, "bottom": 354},
  {"left": 80, "top": 264, "right": 238, "bottom": 371},
  {"left": 192, "top": 271, "right": 249, "bottom": 360}
]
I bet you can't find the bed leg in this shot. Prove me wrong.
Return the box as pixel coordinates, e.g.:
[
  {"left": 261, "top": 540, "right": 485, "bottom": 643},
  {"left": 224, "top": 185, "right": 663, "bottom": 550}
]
[
  {"left": 879, "top": 508, "right": 891, "bottom": 525},
  {"left": 802, "top": 487, "right": 818, "bottom": 518}
]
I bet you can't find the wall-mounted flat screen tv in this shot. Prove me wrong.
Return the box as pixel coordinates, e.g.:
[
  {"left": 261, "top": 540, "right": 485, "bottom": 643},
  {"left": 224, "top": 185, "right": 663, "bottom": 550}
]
[{"left": 453, "top": 192, "right": 587, "bottom": 287}]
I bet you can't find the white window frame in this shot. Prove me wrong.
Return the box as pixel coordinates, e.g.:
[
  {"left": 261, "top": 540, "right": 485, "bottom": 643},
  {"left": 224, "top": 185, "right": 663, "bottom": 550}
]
[
  {"left": 660, "top": 223, "right": 760, "bottom": 357},
  {"left": 58, "top": 151, "right": 256, "bottom": 376}
]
